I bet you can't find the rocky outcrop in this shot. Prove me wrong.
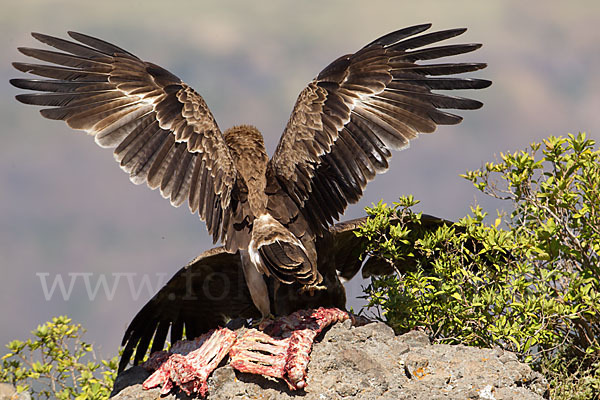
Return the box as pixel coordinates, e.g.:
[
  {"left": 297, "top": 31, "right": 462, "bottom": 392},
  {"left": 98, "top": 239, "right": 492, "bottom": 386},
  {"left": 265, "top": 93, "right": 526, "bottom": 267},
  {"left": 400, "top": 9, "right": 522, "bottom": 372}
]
[{"left": 111, "top": 321, "right": 548, "bottom": 400}]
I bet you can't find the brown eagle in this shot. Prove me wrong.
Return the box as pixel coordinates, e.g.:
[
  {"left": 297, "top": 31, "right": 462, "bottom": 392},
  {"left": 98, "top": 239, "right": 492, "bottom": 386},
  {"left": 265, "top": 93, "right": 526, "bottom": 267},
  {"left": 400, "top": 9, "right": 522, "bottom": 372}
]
[{"left": 11, "top": 23, "right": 490, "bottom": 389}]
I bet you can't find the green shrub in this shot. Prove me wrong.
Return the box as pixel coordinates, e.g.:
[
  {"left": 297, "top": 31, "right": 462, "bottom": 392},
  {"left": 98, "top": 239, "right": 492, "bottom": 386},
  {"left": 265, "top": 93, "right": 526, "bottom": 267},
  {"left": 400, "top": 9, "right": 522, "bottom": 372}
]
[
  {"left": 0, "top": 316, "right": 117, "bottom": 399},
  {"left": 359, "top": 133, "right": 599, "bottom": 399}
]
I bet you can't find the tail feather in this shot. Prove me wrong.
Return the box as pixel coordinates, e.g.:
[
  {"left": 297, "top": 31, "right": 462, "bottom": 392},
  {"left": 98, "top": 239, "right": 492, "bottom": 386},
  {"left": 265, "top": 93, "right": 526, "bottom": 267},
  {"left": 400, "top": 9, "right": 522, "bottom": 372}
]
[
  {"left": 262, "top": 241, "right": 302, "bottom": 269},
  {"left": 259, "top": 240, "right": 312, "bottom": 284},
  {"left": 249, "top": 214, "right": 322, "bottom": 287}
]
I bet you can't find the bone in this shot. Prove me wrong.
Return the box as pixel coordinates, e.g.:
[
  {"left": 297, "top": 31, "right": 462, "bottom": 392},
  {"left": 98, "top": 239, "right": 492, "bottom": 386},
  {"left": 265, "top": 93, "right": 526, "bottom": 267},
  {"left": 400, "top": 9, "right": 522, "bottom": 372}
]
[{"left": 142, "top": 327, "right": 236, "bottom": 396}]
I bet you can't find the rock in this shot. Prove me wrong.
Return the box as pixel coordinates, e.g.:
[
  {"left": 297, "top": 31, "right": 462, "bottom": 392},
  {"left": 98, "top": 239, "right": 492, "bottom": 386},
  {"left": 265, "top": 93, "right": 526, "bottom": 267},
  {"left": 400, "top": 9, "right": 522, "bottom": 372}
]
[
  {"left": 0, "top": 383, "right": 31, "bottom": 400},
  {"left": 111, "top": 322, "right": 549, "bottom": 400}
]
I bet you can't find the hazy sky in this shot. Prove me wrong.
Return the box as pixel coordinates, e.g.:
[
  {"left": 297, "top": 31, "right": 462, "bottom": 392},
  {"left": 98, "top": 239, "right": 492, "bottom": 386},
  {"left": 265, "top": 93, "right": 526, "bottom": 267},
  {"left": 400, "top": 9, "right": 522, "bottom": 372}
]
[{"left": 1, "top": 0, "right": 599, "bottom": 360}]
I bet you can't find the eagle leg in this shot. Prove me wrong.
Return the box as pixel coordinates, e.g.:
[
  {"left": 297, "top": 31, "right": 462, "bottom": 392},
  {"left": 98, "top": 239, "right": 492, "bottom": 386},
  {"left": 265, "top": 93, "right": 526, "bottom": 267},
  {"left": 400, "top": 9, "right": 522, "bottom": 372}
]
[
  {"left": 254, "top": 313, "right": 276, "bottom": 330},
  {"left": 142, "top": 327, "right": 237, "bottom": 397},
  {"left": 230, "top": 307, "right": 351, "bottom": 390}
]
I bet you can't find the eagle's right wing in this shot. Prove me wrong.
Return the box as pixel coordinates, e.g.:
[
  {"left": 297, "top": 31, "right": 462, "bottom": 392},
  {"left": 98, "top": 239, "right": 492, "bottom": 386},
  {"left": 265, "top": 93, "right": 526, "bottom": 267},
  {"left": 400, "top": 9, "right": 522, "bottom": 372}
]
[
  {"left": 119, "top": 247, "right": 260, "bottom": 372},
  {"left": 269, "top": 24, "right": 491, "bottom": 237}
]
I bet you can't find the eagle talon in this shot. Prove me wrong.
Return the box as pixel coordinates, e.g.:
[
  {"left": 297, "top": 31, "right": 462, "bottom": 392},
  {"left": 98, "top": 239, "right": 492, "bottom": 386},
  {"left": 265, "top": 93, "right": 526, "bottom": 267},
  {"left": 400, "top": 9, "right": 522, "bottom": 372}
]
[
  {"left": 254, "top": 313, "right": 275, "bottom": 331},
  {"left": 299, "top": 284, "right": 327, "bottom": 296}
]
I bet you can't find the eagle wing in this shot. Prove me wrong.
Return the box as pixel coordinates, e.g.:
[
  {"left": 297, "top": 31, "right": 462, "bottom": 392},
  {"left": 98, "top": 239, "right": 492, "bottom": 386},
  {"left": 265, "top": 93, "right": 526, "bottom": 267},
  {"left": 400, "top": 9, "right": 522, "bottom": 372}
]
[
  {"left": 119, "top": 247, "right": 260, "bottom": 372},
  {"left": 11, "top": 32, "right": 237, "bottom": 245},
  {"left": 269, "top": 24, "right": 491, "bottom": 235},
  {"left": 326, "top": 214, "right": 453, "bottom": 280}
]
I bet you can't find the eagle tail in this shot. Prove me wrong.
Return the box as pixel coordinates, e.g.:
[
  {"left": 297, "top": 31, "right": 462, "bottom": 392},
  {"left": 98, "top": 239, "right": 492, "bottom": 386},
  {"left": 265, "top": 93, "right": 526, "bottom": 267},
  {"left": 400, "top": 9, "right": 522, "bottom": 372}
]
[{"left": 249, "top": 214, "right": 322, "bottom": 287}]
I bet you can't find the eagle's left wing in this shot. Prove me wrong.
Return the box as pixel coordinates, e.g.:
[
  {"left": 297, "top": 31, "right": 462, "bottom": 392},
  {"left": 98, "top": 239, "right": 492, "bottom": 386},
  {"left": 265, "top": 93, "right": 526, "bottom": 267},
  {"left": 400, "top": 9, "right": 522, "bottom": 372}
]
[
  {"left": 11, "top": 32, "right": 241, "bottom": 247},
  {"left": 325, "top": 214, "right": 453, "bottom": 280}
]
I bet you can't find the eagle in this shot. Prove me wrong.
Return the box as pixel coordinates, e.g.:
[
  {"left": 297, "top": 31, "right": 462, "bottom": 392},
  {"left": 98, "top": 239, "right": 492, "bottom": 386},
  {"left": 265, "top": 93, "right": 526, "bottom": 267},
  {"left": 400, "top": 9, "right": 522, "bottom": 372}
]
[{"left": 11, "top": 23, "right": 490, "bottom": 394}]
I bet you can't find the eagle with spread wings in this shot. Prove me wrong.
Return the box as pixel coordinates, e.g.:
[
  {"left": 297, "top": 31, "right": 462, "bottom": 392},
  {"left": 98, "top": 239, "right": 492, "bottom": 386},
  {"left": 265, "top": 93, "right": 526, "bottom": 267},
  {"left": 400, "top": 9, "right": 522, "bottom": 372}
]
[{"left": 12, "top": 23, "right": 490, "bottom": 394}]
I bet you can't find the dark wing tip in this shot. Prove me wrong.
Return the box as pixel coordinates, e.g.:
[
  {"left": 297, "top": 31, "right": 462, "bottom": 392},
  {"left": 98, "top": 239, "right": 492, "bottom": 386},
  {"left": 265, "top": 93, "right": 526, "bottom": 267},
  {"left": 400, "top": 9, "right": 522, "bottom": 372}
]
[
  {"left": 67, "top": 30, "right": 137, "bottom": 58},
  {"left": 66, "top": 31, "right": 89, "bottom": 42},
  {"left": 30, "top": 32, "right": 62, "bottom": 45},
  {"left": 368, "top": 23, "right": 433, "bottom": 47},
  {"left": 451, "top": 115, "right": 464, "bottom": 124},
  {"left": 468, "top": 100, "right": 484, "bottom": 110},
  {"left": 17, "top": 47, "right": 33, "bottom": 56},
  {"left": 468, "top": 43, "right": 482, "bottom": 52},
  {"left": 14, "top": 94, "right": 34, "bottom": 105},
  {"left": 477, "top": 79, "right": 493, "bottom": 89},
  {"left": 30, "top": 32, "right": 47, "bottom": 40},
  {"left": 9, "top": 78, "right": 26, "bottom": 89},
  {"left": 435, "top": 27, "right": 468, "bottom": 39},
  {"left": 12, "top": 62, "right": 31, "bottom": 73},
  {"left": 418, "top": 22, "right": 434, "bottom": 30}
]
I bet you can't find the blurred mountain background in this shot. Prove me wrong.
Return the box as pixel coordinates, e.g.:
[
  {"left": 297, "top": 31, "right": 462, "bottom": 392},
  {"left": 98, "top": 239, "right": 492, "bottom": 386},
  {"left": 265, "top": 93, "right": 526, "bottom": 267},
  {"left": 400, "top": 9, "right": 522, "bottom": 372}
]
[{"left": 1, "top": 0, "right": 599, "bottom": 360}]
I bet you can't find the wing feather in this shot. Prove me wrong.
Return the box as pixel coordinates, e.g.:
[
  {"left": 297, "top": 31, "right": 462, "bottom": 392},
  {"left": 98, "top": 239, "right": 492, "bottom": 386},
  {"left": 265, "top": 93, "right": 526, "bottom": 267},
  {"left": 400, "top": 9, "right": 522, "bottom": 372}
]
[
  {"left": 118, "top": 247, "right": 259, "bottom": 372},
  {"left": 11, "top": 32, "right": 239, "bottom": 247},
  {"left": 270, "top": 24, "right": 491, "bottom": 235}
]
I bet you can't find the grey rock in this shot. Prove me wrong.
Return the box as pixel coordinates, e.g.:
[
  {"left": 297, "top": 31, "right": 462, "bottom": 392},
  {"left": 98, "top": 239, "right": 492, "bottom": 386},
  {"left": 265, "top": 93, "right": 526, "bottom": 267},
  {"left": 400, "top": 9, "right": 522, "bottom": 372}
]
[
  {"left": 111, "top": 322, "right": 549, "bottom": 400},
  {"left": 397, "top": 329, "right": 431, "bottom": 348},
  {"left": 0, "top": 383, "right": 30, "bottom": 400}
]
